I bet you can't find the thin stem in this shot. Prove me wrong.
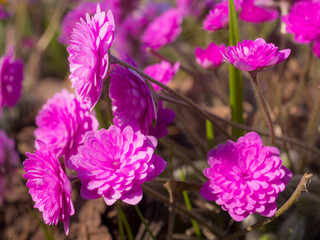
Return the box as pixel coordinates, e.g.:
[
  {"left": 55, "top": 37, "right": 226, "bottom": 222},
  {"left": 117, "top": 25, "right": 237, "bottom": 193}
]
[
  {"left": 206, "top": 120, "right": 214, "bottom": 149},
  {"left": 119, "top": 205, "right": 133, "bottom": 240},
  {"left": 134, "top": 205, "right": 156, "bottom": 240},
  {"left": 110, "top": 55, "right": 234, "bottom": 140},
  {"left": 250, "top": 72, "right": 275, "bottom": 146},
  {"left": 223, "top": 173, "right": 313, "bottom": 240},
  {"left": 116, "top": 201, "right": 125, "bottom": 240}
]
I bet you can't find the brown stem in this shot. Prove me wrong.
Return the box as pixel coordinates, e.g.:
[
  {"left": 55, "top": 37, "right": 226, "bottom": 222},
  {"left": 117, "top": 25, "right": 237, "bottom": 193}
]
[
  {"left": 250, "top": 72, "right": 275, "bottom": 146},
  {"left": 110, "top": 55, "right": 234, "bottom": 141},
  {"left": 223, "top": 173, "right": 313, "bottom": 240}
]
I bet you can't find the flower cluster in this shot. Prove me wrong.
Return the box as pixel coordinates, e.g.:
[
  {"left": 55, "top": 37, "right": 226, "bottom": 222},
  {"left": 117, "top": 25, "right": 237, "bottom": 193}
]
[
  {"left": 68, "top": 4, "right": 115, "bottom": 109},
  {"left": 0, "top": 47, "right": 24, "bottom": 116},
  {"left": 200, "top": 132, "right": 292, "bottom": 221},
  {"left": 69, "top": 125, "right": 166, "bottom": 205},
  {"left": 195, "top": 42, "right": 226, "bottom": 69}
]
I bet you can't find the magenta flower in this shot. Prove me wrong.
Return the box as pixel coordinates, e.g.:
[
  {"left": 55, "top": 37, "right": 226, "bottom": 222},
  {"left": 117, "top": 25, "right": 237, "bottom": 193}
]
[
  {"left": 0, "top": 6, "right": 10, "bottom": 19},
  {"left": 109, "top": 57, "right": 156, "bottom": 135},
  {"left": 195, "top": 42, "right": 226, "bottom": 69},
  {"left": 34, "top": 89, "right": 99, "bottom": 162},
  {"left": 68, "top": 4, "right": 115, "bottom": 109},
  {"left": 144, "top": 61, "right": 180, "bottom": 91},
  {"left": 69, "top": 125, "right": 166, "bottom": 205},
  {"left": 24, "top": 141, "right": 75, "bottom": 235},
  {"left": 0, "top": 47, "right": 24, "bottom": 116},
  {"left": 141, "top": 8, "right": 183, "bottom": 50},
  {"left": 239, "top": 0, "right": 278, "bottom": 23},
  {"left": 282, "top": 0, "right": 320, "bottom": 43},
  {"left": 0, "top": 130, "right": 20, "bottom": 205},
  {"left": 222, "top": 38, "right": 291, "bottom": 72},
  {"left": 200, "top": 132, "right": 292, "bottom": 221}
]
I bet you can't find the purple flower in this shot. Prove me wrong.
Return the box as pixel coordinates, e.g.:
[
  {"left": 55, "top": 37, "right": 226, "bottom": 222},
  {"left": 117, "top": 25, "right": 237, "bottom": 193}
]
[
  {"left": 24, "top": 141, "right": 75, "bottom": 235},
  {"left": 0, "top": 6, "right": 10, "bottom": 19},
  {"left": 0, "top": 130, "right": 20, "bottom": 205},
  {"left": 144, "top": 61, "right": 180, "bottom": 91},
  {"left": 222, "top": 38, "right": 291, "bottom": 72},
  {"left": 69, "top": 125, "right": 166, "bottom": 205},
  {"left": 109, "top": 57, "right": 156, "bottom": 135},
  {"left": 200, "top": 132, "right": 292, "bottom": 221},
  {"left": 148, "top": 101, "right": 175, "bottom": 139},
  {"left": 141, "top": 8, "right": 183, "bottom": 50},
  {"left": 0, "top": 47, "right": 23, "bottom": 116},
  {"left": 282, "top": 0, "right": 320, "bottom": 43},
  {"left": 34, "top": 89, "right": 99, "bottom": 162},
  {"left": 239, "top": 0, "right": 278, "bottom": 23},
  {"left": 195, "top": 42, "right": 226, "bottom": 69},
  {"left": 203, "top": 0, "right": 242, "bottom": 32},
  {"left": 68, "top": 4, "right": 115, "bottom": 109}
]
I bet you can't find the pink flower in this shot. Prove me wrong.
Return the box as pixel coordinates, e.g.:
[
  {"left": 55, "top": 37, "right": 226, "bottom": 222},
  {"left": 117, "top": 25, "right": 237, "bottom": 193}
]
[
  {"left": 34, "top": 89, "right": 98, "bottom": 162},
  {"left": 282, "top": 0, "right": 320, "bottom": 43},
  {"left": 239, "top": 0, "right": 278, "bottom": 23},
  {"left": 0, "top": 47, "right": 24, "bottom": 116},
  {"left": 203, "top": 0, "right": 242, "bottom": 32},
  {"left": 148, "top": 101, "right": 175, "bottom": 139},
  {"left": 200, "top": 132, "right": 292, "bottom": 221},
  {"left": 195, "top": 42, "right": 226, "bottom": 69},
  {"left": 222, "top": 38, "right": 291, "bottom": 72},
  {"left": 24, "top": 141, "right": 75, "bottom": 235},
  {"left": 0, "top": 130, "right": 20, "bottom": 205},
  {"left": 109, "top": 57, "right": 156, "bottom": 135},
  {"left": 144, "top": 61, "right": 180, "bottom": 91},
  {"left": 69, "top": 125, "right": 166, "bottom": 205},
  {"left": 0, "top": 6, "right": 10, "bottom": 19},
  {"left": 68, "top": 4, "right": 115, "bottom": 109},
  {"left": 141, "top": 8, "right": 183, "bottom": 50}
]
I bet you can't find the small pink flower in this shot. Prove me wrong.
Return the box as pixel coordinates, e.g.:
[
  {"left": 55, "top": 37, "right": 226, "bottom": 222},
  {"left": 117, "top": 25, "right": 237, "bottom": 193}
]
[
  {"left": 109, "top": 57, "right": 156, "bottom": 135},
  {"left": 24, "top": 141, "right": 75, "bottom": 235},
  {"left": 69, "top": 125, "right": 166, "bottom": 205},
  {"left": 222, "top": 38, "right": 291, "bottom": 72},
  {"left": 144, "top": 61, "right": 180, "bottom": 91},
  {"left": 282, "top": 0, "right": 320, "bottom": 44},
  {"left": 0, "top": 6, "right": 9, "bottom": 19},
  {"left": 35, "top": 89, "right": 98, "bottom": 162},
  {"left": 200, "top": 132, "right": 292, "bottom": 221},
  {"left": 141, "top": 8, "right": 183, "bottom": 50},
  {"left": 195, "top": 42, "right": 226, "bottom": 69},
  {"left": 68, "top": 4, "right": 115, "bottom": 109},
  {"left": 0, "top": 47, "right": 24, "bottom": 116},
  {"left": 0, "top": 130, "right": 20, "bottom": 205},
  {"left": 240, "top": 0, "right": 278, "bottom": 23}
]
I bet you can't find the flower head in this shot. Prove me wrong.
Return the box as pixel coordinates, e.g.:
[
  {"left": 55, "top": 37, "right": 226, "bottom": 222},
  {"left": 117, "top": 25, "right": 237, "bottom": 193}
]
[
  {"left": 34, "top": 89, "right": 99, "bottom": 162},
  {"left": 239, "top": 0, "right": 278, "bottom": 23},
  {"left": 195, "top": 42, "right": 226, "bottom": 69},
  {"left": 69, "top": 125, "right": 166, "bottom": 205},
  {"left": 222, "top": 38, "right": 291, "bottom": 72},
  {"left": 282, "top": 0, "right": 320, "bottom": 44},
  {"left": 144, "top": 61, "right": 180, "bottom": 91},
  {"left": 0, "top": 5, "right": 9, "bottom": 19},
  {"left": 24, "top": 141, "right": 75, "bottom": 235},
  {"left": 0, "top": 130, "right": 20, "bottom": 205},
  {"left": 141, "top": 8, "right": 183, "bottom": 50},
  {"left": 200, "top": 132, "right": 292, "bottom": 221},
  {"left": 109, "top": 57, "right": 156, "bottom": 135},
  {"left": 0, "top": 47, "right": 24, "bottom": 116},
  {"left": 68, "top": 4, "right": 115, "bottom": 109}
]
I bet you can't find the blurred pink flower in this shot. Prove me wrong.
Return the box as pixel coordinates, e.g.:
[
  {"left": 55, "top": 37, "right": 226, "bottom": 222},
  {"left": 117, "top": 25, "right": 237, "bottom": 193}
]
[
  {"left": 282, "top": 0, "right": 320, "bottom": 43},
  {"left": 144, "top": 61, "right": 180, "bottom": 91},
  {"left": 0, "top": 47, "right": 24, "bottom": 116},
  {"left": 69, "top": 125, "right": 166, "bottom": 205},
  {"left": 0, "top": 6, "right": 9, "bottom": 19},
  {"left": 240, "top": 0, "right": 278, "bottom": 23},
  {"left": 200, "top": 132, "right": 292, "bottom": 221},
  {"left": 141, "top": 8, "right": 183, "bottom": 50},
  {"left": 35, "top": 89, "right": 99, "bottom": 162},
  {"left": 24, "top": 141, "right": 75, "bottom": 235},
  {"left": 222, "top": 38, "right": 291, "bottom": 72},
  {"left": 68, "top": 5, "right": 115, "bottom": 109},
  {"left": 109, "top": 57, "right": 156, "bottom": 135},
  {"left": 176, "top": 0, "right": 207, "bottom": 17},
  {"left": 0, "top": 130, "right": 20, "bottom": 205},
  {"left": 195, "top": 42, "right": 226, "bottom": 69}
]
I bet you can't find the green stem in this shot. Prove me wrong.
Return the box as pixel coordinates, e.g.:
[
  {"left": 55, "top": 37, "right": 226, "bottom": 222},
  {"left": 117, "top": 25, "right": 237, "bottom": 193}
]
[
  {"left": 134, "top": 205, "right": 156, "bottom": 240},
  {"left": 119, "top": 204, "right": 133, "bottom": 240},
  {"left": 206, "top": 120, "right": 214, "bottom": 149},
  {"left": 116, "top": 201, "right": 125, "bottom": 240}
]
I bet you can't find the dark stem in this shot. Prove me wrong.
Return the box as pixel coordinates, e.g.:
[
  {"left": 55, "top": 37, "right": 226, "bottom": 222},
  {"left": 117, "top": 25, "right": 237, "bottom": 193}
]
[{"left": 250, "top": 72, "right": 275, "bottom": 146}]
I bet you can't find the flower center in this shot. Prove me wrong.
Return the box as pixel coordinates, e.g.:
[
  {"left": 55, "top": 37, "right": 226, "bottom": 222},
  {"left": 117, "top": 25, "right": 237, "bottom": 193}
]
[{"left": 240, "top": 170, "right": 252, "bottom": 180}]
